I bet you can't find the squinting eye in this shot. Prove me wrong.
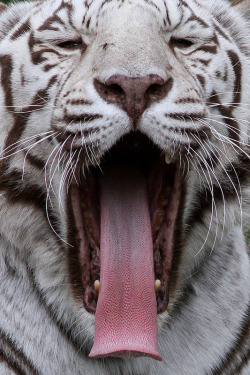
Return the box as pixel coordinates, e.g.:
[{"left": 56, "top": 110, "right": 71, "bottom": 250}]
[
  {"left": 170, "top": 37, "right": 194, "bottom": 49},
  {"left": 57, "top": 39, "right": 85, "bottom": 50}
]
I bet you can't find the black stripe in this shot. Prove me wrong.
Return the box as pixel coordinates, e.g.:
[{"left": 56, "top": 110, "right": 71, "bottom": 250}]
[
  {"left": 213, "top": 22, "right": 231, "bottom": 42},
  {"left": 0, "top": 54, "right": 14, "bottom": 108},
  {"left": 10, "top": 20, "right": 31, "bottom": 40},
  {"left": 23, "top": 264, "right": 86, "bottom": 355},
  {"left": 0, "top": 352, "right": 26, "bottom": 375},
  {"left": 0, "top": 169, "right": 46, "bottom": 207},
  {"left": 227, "top": 50, "right": 242, "bottom": 105},
  {"left": 208, "top": 90, "right": 240, "bottom": 142},
  {"left": 211, "top": 305, "right": 250, "bottom": 375},
  {"left": 185, "top": 152, "right": 249, "bottom": 229},
  {"left": 25, "top": 153, "right": 46, "bottom": 170},
  {"left": 234, "top": 349, "right": 250, "bottom": 374},
  {"left": 175, "top": 98, "right": 202, "bottom": 104},
  {"left": 163, "top": 0, "right": 172, "bottom": 26},
  {"left": 29, "top": 32, "right": 62, "bottom": 65},
  {"left": 187, "top": 14, "right": 209, "bottom": 28},
  {"left": 66, "top": 99, "right": 93, "bottom": 106},
  {"left": 166, "top": 112, "right": 205, "bottom": 121},
  {"left": 0, "top": 169, "right": 60, "bottom": 237},
  {"left": 63, "top": 113, "right": 102, "bottom": 123},
  {"left": 195, "top": 45, "right": 217, "bottom": 54},
  {"left": 3, "top": 76, "right": 57, "bottom": 167},
  {"left": 198, "top": 58, "right": 211, "bottom": 66},
  {"left": 197, "top": 74, "right": 206, "bottom": 87},
  {"left": 0, "top": 330, "right": 39, "bottom": 375},
  {"left": 38, "top": 13, "right": 65, "bottom": 32}
]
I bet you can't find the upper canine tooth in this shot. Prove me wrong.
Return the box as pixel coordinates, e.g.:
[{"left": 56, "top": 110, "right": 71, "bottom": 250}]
[{"left": 165, "top": 152, "right": 172, "bottom": 164}]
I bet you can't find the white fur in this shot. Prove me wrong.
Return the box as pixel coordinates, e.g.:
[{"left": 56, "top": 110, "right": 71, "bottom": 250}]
[{"left": 0, "top": 0, "right": 249, "bottom": 374}]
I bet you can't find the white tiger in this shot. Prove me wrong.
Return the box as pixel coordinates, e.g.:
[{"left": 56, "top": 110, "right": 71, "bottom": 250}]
[{"left": 0, "top": 0, "right": 249, "bottom": 374}]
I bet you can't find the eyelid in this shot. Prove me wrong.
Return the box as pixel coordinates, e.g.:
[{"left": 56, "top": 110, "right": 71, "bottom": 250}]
[
  {"left": 170, "top": 37, "right": 195, "bottom": 49},
  {"left": 169, "top": 35, "right": 215, "bottom": 48},
  {"left": 57, "top": 39, "right": 83, "bottom": 49}
]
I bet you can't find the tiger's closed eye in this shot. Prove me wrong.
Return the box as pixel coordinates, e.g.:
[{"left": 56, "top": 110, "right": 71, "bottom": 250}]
[
  {"left": 170, "top": 37, "right": 195, "bottom": 49},
  {"left": 57, "top": 38, "right": 85, "bottom": 50}
]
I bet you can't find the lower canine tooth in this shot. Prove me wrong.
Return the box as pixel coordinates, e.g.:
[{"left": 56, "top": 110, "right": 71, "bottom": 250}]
[
  {"left": 165, "top": 152, "right": 172, "bottom": 164},
  {"left": 94, "top": 280, "right": 100, "bottom": 293},
  {"left": 155, "top": 280, "right": 161, "bottom": 293}
]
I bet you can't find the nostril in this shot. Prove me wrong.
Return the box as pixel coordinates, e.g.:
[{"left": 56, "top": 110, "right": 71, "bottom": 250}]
[
  {"left": 145, "top": 84, "right": 164, "bottom": 97},
  {"left": 107, "top": 84, "right": 124, "bottom": 95},
  {"left": 106, "top": 84, "right": 125, "bottom": 100},
  {"left": 144, "top": 77, "right": 173, "bottom": 108},
  {"left": 94, "top": 79, "right": 126, "bottom": 104}
]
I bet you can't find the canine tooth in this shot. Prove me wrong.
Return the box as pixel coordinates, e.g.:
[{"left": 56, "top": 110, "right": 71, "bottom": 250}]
[
  {"left": 94, "top": 280, "right": 100, "bottom": 294},
  {"left": 155, "top": 280, "right": 161, "bottom": 293},
  {"left": 165, "top": 152, "right": 172, "bottom": 164}
]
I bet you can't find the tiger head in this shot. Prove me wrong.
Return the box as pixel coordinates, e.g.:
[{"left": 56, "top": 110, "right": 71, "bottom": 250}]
[{"left": 0, "top": 0, "right": 249, "bottom": 362}]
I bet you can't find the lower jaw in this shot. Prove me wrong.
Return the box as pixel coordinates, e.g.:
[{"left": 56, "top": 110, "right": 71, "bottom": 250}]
[{"left": 69, "top": 133, "right": 182, "bottom": 361}]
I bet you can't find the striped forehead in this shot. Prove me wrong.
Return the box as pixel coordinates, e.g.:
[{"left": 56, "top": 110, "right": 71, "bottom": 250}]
[
  {"left": 71, "top": 0, "right": 192, "bottom": 31},
  {"left": 30, "top": 0, "right": 211, "bottom": 35}
]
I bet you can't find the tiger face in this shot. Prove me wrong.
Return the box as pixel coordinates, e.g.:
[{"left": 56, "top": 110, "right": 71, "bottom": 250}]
[{"left": 0, "top": 0, "right": 249, "bottom": 366}]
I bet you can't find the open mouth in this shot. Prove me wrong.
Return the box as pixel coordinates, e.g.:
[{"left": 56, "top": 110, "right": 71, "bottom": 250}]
[{"left": 70, "top": 131, "right": 182, "bottom": 360}]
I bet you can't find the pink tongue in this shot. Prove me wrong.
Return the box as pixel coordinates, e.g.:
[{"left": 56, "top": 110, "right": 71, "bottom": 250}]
[{"left": 89, "top": 165, "right": 162, "bottom": 361}]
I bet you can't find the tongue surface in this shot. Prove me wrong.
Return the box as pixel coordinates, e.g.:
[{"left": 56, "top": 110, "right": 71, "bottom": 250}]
[{"left": 89, "top": 165, "right": 162, "bottom": 361}]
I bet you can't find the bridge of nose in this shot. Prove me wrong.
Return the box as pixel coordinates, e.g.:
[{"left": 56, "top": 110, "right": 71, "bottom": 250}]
[{"left": 94, "top": 6, "right": 168, "bottom": 78}]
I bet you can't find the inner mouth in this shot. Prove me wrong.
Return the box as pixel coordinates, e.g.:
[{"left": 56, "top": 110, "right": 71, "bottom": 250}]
[{"left": 70, "top": 131, "right": 182, "bottom": 360}]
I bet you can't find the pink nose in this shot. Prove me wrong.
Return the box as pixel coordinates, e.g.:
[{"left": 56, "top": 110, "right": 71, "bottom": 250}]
[{"left": 94, "top": 74, "right": 173, "bottom": 128}]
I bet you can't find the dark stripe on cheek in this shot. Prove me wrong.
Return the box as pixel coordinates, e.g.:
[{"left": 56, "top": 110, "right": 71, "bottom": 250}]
[
  {"left": 0, "top": 54, "right": 14, "bottom": 108},
  {"left": 4, "top": 76, "right": 57, "bottom": 163},
  {"left": 227, "top": 50, "right": 242, "bottom": 105},
  {"left": 166, "top": 112, "right": 205, "bottom": 121},
  {"left": 208, "top": 91, "right": 239, "bottom": 142},
  {"left": 63, "top": 113, "right": 102, "bottom": 123},
  {"left": 0, "top": 169, "right": 60, "bottom": 237},
  {"left": 25, "top": 153, "right": 46, "bottom": 170},
  {"left": 175, "top": 98, "right": 202, "bottom": 104},
  {"left": 0, "top": 169, "right": 46, "bottom": 207},
  {"left": 66, "top": 99, "right": 93, "bottom": 105},
  {"left": 185, "top": 152, "right": 249, "bottom": 229},
  {"left": 28, "top": 33, "right": 63, "bottom": 66}
]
